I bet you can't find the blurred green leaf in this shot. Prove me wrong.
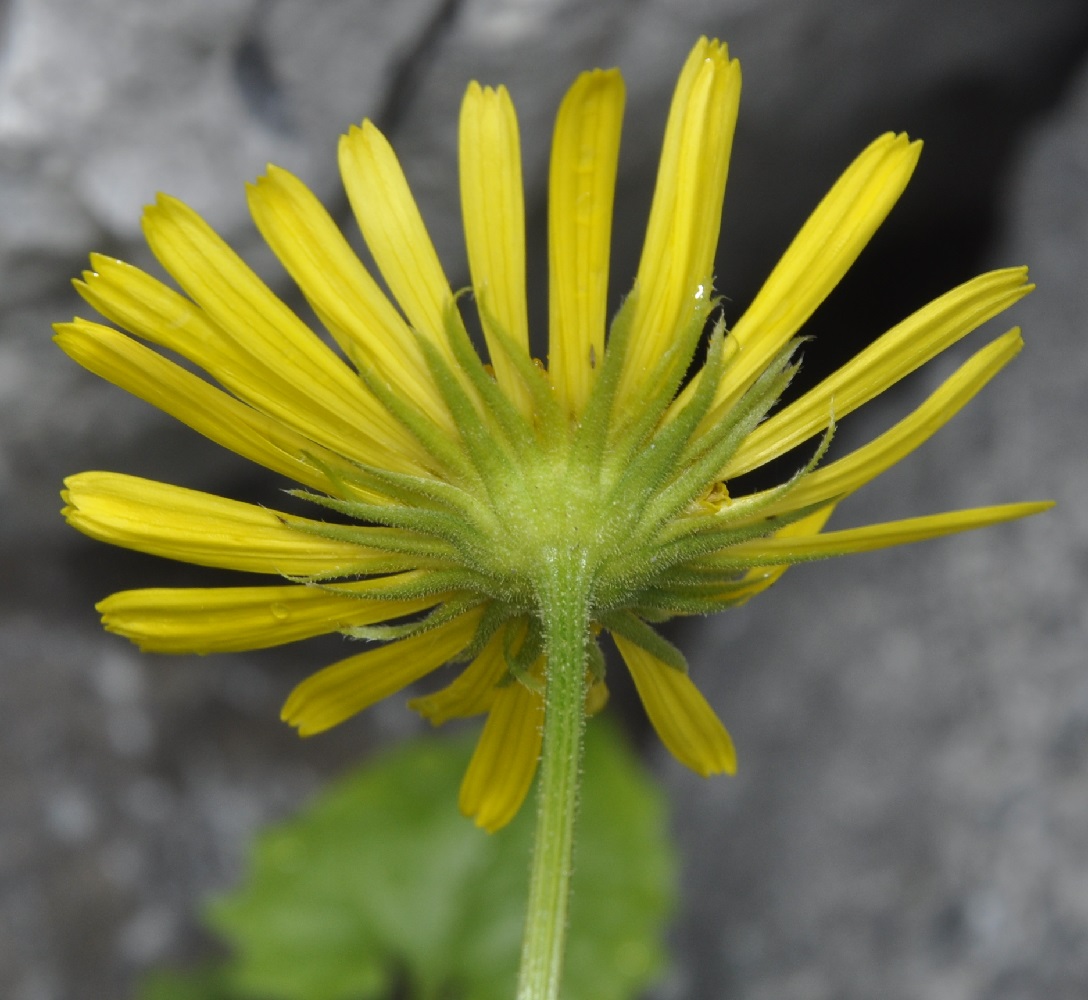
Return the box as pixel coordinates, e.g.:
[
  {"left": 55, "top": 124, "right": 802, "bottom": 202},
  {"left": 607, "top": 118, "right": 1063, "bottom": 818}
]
[
  {"left": 140, "top": 965, "right": 240, "bottom": 1000},
  {"left": 141, "top": 720, "right": 676, "bottom": 1000}
]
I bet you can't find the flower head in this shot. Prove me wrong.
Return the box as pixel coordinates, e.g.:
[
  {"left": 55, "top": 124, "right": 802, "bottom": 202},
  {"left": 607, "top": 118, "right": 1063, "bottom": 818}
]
[{"left": 59, "top": 38, "right": 1049, "bottom": 831}]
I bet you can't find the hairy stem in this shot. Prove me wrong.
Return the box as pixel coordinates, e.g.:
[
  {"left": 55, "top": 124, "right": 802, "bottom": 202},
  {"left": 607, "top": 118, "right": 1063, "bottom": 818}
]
[{"left": 516, "top": 548, "right": 591, "bottom": 1000}]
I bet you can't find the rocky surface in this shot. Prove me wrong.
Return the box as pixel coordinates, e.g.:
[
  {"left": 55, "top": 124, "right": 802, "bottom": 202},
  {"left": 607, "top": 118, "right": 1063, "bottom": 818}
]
[{"left": 2, "top": 1, "right": 1087, "bottom": 998}]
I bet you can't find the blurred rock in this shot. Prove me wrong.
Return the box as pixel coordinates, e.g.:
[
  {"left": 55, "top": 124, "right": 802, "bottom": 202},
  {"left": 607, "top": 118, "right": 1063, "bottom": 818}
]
[{"left": 2, "top": 0, "right": 1087, "bottom": 997}]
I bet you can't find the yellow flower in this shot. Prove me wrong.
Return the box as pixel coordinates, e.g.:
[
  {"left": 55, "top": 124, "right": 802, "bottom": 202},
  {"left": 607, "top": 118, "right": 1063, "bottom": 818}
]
[{"left": 59, "top": 37, "right": 1049, "bottom": 833}]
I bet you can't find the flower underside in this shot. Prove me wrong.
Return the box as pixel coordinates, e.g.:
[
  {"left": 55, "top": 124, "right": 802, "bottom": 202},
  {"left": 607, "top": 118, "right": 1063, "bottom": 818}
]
[{"left": 59, "top": 38, "right": 1050, "bottom": 831}]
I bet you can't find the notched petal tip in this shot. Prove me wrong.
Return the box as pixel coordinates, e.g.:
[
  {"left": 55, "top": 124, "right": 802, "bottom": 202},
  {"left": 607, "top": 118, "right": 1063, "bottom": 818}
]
[
  {"left": 87, "top": 251, "right": 126, "bottom": 273},
  {"left": 142, "top": 191, "right": 178, "bottom": 224},
  {"left": 462, "top": 79, "right": 510, "bottom": 104},
  {"left": 280, "top": 705, "right": 313, "bottom": 735},
  {"left": 339, "top": 118, "right": 383, "bottom": 151},
  {"left": 280, "top": 681, "right": 341, "bottom": 737},
  {"left": 51, "top": 319, "right": 76, "bottom": 341},
  {"left": 689, "top": 35, "right": 732, "bottom": 65},
  {"left": 58, "top": 486, "right": 76, "bottom": 520},
  {"left": 247, "top": 161, "right": 293, "bottom": 195}
]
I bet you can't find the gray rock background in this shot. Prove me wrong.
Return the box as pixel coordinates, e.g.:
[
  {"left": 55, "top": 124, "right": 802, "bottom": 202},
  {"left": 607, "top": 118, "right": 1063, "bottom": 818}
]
[{"left": 2, "top": 1, "right": 1086, "bottom": 998}]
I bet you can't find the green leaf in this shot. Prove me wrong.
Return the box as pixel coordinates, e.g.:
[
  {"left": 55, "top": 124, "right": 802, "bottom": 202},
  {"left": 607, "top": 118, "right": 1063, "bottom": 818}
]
[
  {"left": 150, "top": 721, "right": 675, "bottom": 1000},
  {"left": 139, "top": 965, "right": 241, "bottom": 1000}
]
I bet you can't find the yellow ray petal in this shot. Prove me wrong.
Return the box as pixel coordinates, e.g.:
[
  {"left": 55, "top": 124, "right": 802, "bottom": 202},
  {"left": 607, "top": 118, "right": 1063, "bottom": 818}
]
[
  {"left": 708, "top": 132, "right": 922, "bottom": 418},
  {"left": 460, "top": 82, "right": 532, "bottom": 413},
  {"left": 281, "top": 605, "right": 487, "bottom": 736},
  {"left": 713, "top": 501, "right": 1054, "bottom": 568},
  {"left": 409, "top": 625, "right": 511, "bottom": 723},
  {"left": 723, "top": 267, "right": 1033, "bottom": 478},
  {"left": 75, "top": 253, "right": 329, "bottom": 442},
  {"left": 459, "top": 673, "right": 544, "bottom": 832},
  {"left": 98, "top": 575, "right": 446, "bottom": 654},
  {"left": 547, "top": 68, "right": 625, "bottom": 417},
  {"left": 733, "top": 502, "right": 839, "bottom": 595},
  {"left": 756, "top": 328, "right": 1023, "bottom": 518},
  {"left": 665, "top": 505, "right": 839, "bottom": 614},
  {"left": 613, "top": 633, "right": 735, "bottom": 776},
  {"left": 90, "top": 212, "right": 419, "bottom": 476},
  {"left": 584, "top": 675, "right": 609, "bottom": 716},
  {"left": 62, "top": 472, "right": 394, "bottom": 576},
  {"left": 54, "top": 320, "right": 385, "bottom": 499},
  {"left": 339, "top": 121, "right": 461, "bottom": 357},
  {"left": 246, "top": 166, "right": 451, "bottom": 428},
  {"left": 139, "top": 199, "right": 419, "bottom": 472},
  {"left": 618, "top": 38, "right": 740, "bottom": 405}
]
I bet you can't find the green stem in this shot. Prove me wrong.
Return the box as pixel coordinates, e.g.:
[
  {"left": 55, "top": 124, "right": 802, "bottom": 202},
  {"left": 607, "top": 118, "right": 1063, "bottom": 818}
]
[{"left": 516, "top": 548, "right": 591, "bottom": 1000}]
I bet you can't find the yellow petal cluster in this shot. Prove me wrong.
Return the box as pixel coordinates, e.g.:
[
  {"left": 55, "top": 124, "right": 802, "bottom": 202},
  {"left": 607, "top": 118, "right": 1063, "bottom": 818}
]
[{"left": 59, "top": 37, "right": 1049, "bottom": 831}]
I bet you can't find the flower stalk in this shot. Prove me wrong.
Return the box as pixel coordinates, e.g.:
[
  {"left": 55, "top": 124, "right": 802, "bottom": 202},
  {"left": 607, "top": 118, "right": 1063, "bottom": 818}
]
[{"left": 517, "top": 550, "right": 592, "bottom": 1000}]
